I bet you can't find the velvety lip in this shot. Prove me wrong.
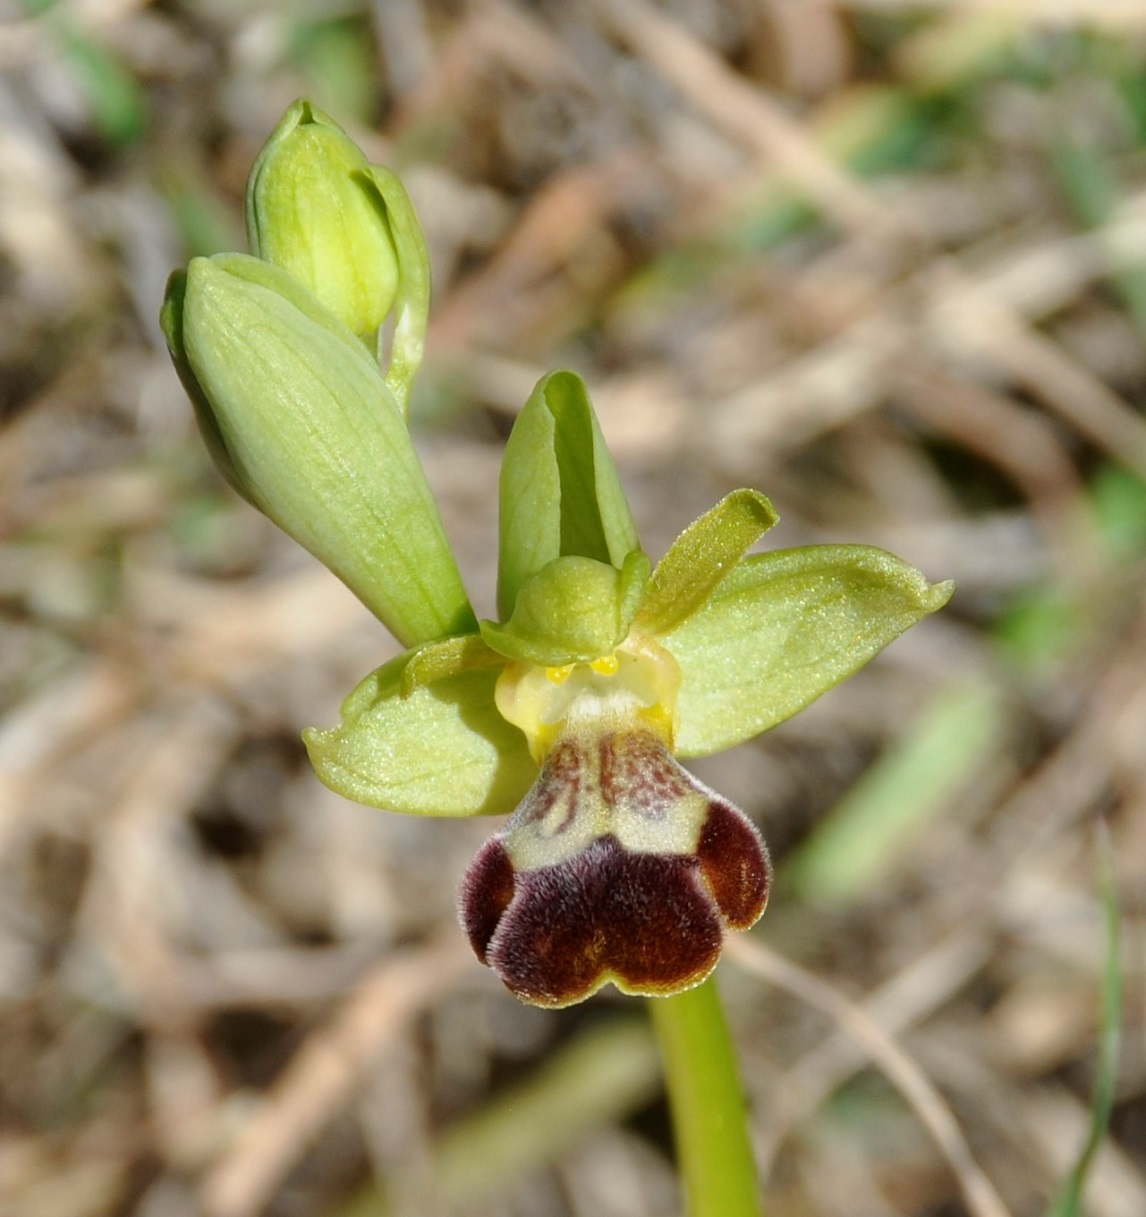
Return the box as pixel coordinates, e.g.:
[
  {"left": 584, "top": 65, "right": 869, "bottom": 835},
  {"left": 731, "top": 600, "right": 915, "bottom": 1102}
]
[{"left": 459, "top": 727, "right": 770, "bottom": 1007}]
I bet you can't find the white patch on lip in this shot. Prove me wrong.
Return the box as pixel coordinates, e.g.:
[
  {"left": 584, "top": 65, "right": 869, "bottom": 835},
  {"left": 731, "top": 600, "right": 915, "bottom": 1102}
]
[{"left": 502, "top": 727, "right": 712, "bottom": 873}]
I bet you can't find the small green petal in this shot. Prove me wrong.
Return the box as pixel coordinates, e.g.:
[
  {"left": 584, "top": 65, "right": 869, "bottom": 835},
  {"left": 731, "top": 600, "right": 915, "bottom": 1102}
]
[
  {"left": 305, "top": 653, "right": 535, "bottom": 817},
  {"left": 618, "top": 547, "right": 652, "bottom": 633},
  {"left": 664, "top": 546, "right": 954, "bottom": 757},
  {"left": 636, "top": 489, "right": 779, "bottom": 636},
  {"left": 481, "top": 551, "right": 650, "bottom": 667},
  {"left": 401, "top": 632, "right": 505, "bottom": 697},
  {"left": 498, "top": 371, "right": 640, "bottom": 620}
]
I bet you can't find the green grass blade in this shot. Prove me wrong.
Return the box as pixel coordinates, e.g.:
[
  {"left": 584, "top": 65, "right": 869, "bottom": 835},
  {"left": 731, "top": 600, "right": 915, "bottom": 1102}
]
[{"left": 1046, "top": 821, "right": 1122, "bottom": 1217}]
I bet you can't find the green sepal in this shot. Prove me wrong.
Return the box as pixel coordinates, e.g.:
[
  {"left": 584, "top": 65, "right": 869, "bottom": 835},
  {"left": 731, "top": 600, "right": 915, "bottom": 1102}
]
[
  {"left": 305, "top": 652, "right": 535, "bottom": 817},
  {"left": 166, "top": 252, "right": 475, "bottom": 647},
  {"left": 663, "top": 546, "right": 954, "bottom": 757},
  {"left": 400, "top": 632, "right": 506, "bottom": 697},
  {"left": 497, "top": 371, "right": 640, "bottom": 620},
  {"left": 636, "top": 489, "right": 779, "bottom": 636},
  {"left": 481, "top": 550, "right": 651, "bottom": 666},
  {"left": 245, "top": 100, "right": 400, "bottom": 342},
  {"left": 161, "top": 269, "right": 254, "bottom": 506},
  {"left": 359, "top": 165, "right": 431, "bottom": 418}
]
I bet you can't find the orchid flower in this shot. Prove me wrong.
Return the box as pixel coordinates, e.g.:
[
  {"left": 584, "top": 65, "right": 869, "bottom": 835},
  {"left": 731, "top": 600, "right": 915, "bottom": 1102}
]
[
  {"left": 302, "top": 371, "right": 951, "bottom": 1006},
  {"left": 162, "top": 102, "right": 952, "bottom": 1011}
]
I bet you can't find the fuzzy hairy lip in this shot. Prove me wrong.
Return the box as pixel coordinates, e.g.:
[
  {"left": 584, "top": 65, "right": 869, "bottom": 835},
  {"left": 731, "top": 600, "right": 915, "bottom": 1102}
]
[{"left": 459, "top": 727, "right": 770, "bottom": 1008}]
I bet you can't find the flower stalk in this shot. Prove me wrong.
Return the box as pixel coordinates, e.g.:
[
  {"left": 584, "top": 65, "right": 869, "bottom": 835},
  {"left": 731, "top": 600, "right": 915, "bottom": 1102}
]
[{"left": 650, "top": 977, "right": 762, "bottom": 1217}]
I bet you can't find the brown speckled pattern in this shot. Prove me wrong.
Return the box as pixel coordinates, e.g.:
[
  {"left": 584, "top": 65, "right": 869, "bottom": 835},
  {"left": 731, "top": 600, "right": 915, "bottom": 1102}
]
[
  {"left": 515, "top": 736, "right": 582, "bottom": 835},
  {"left": 599, "top": 730, "right": 693, "bottom": 819}
]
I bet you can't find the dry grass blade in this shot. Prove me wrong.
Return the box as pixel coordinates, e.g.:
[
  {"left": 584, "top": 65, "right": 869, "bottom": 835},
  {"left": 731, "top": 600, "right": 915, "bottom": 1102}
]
[
  {"left": 923, "top": 262, "right": 1146, "bottom": 482},
  {"left": 753, "top": 929, "right": 994, "bottom": 1175},
  {"left": 725, "top": 936, "right": 1013, "bottom": 1217},
  {"left": 836, "top": 0, "right": 1146, "bottom": 24},
  {"left": 593, "top": 0, "right": 1146, "bottom": 487},
  {"left": 200, "top": 936, "right": 470, "bottom": 1217},
  {"left": 591, "top": 0, "right": 899, "bottom": 238}
]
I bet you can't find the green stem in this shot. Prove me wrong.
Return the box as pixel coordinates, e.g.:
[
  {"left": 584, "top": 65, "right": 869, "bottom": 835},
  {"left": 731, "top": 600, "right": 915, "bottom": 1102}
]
[{"left": 648, "top": 974, "right": 762, "bottom": 1217}]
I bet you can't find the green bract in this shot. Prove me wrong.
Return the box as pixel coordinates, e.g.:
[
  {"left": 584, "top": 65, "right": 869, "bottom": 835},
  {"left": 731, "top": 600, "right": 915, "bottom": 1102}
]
[
  {"left": 305, "top": 367, "right": 953, "bottom": 817},
  {"left": 161, "top": 253, "right": 474, "bottom": 648}
]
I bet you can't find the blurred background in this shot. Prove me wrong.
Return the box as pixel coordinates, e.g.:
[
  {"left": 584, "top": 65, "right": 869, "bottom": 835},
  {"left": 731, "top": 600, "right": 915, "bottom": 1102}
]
[{"left": 2, "top": 1, "right": 1145, "bottom": 1215}]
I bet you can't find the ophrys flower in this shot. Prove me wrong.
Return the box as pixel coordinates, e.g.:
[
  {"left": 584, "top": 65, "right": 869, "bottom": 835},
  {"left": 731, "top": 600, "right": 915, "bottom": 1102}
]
[
  {"left": 163, "top": 101, "right": 951, "bottom": 1009},
  {"left": 303, "top": 371, "right": 952, "bottom": 1007}
]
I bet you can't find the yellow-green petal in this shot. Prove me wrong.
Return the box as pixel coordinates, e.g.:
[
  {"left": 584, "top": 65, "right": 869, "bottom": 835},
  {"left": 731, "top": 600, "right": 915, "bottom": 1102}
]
[
  {"left": 305, "top": 653, "right": 535, "bottom": 817},
  {"left": 400, "top": 633, "right": 505, "bottom": 697},
  {"left": 665, "top": 546, "right": 954, "bottom": 758},
  {"left": 637, "top": 489, "right": 779, "bottom": 636}
]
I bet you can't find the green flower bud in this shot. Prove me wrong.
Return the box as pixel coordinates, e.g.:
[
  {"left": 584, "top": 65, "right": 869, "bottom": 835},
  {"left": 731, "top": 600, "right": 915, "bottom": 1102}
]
[
  {"left": 161, "top": 251, "right": 476, "bottom": 648},
  {"left": 245, "top": 100, "right": 399, "bottom": 339},
  {"left": 244, "top": 100, "right": 431, "bottom": 415}
]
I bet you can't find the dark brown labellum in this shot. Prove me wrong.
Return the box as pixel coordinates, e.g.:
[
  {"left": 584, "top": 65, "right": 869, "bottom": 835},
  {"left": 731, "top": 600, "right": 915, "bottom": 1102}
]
[{"left": 459, "top": 727, "right": 770, "bottom": 1007}]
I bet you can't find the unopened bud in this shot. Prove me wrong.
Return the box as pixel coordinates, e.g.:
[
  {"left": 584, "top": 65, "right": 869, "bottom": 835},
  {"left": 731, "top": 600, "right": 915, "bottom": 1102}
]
[
  {"left": 161, "top": 252, "right": 474, "bottom": 646},
  {"left": 245, "top": 100, "right": 399, "bottom": 339}
]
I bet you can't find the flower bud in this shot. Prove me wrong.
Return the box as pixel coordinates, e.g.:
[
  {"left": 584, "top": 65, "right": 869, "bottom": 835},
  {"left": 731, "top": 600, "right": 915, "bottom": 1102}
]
[
  {"left": 245, "top": 100, "right": 399, "bottom": 339},
  {"left": 161, "top": 251, "right": 475, "bottom": 647}
]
